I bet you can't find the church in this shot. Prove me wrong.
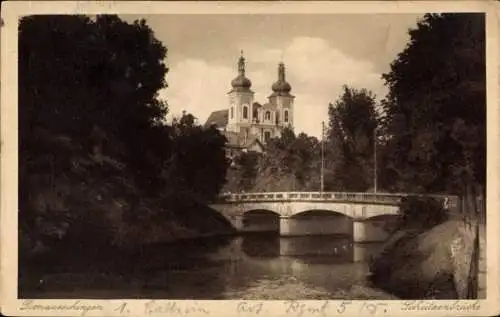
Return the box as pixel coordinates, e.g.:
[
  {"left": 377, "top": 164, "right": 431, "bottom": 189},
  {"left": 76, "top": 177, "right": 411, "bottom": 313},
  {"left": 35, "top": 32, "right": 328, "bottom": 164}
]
[{"left": 205, "top": 52, "right": 295, "bottom": 157}]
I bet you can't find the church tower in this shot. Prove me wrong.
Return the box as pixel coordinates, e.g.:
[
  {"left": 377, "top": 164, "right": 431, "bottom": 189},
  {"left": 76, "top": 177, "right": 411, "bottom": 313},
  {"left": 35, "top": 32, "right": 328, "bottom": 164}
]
[
  {"left": 226, "top": 51, "right": 255, "bottom": 136},
  {"left": 268, "top": 62, "right": 294, "bottom": 130},
  {"left": 205, "top": 52, "right": 296, "bottom": 151}
]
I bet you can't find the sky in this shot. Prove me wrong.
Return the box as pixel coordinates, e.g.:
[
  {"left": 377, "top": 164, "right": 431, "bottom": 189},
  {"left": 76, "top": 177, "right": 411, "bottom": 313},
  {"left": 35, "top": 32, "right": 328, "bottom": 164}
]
[{"left": 122, "top": 14, "right": 423, "bottom": 138}]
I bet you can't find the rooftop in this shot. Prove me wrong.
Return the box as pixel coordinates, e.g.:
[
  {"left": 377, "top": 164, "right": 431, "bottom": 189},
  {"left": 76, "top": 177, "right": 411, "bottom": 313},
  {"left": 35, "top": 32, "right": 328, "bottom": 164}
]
[{"left": 204, "top": 109, "right": 228, "bottom": 129}]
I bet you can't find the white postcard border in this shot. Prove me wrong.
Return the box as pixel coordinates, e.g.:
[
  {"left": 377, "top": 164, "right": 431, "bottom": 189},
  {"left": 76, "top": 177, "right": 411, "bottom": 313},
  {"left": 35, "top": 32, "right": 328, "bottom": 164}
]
[{"left": 1, "top": 1, "right": 499, "bottom": 316}]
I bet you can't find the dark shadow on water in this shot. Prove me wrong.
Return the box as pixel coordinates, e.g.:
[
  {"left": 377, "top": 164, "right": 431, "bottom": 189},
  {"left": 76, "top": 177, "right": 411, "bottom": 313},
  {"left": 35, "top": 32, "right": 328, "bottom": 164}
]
[
  {"left": 20, "top": 233, "right": 384, "bottom": 299},
  {"left": 241, "top": 232, "right": 281, "bottom": 258}
]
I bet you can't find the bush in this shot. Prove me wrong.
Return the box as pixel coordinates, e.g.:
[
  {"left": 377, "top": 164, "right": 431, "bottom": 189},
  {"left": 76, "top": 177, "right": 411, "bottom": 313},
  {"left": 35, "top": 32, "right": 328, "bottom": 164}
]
[{"left": 399, "top": 195, "right": 449, "bottom": 230}]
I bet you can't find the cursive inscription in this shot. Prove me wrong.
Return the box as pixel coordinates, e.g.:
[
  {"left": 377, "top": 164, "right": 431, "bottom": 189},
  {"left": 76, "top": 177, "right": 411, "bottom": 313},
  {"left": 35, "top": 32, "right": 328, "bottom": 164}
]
[
  {"left": 285, "top": 300, "right": 330, "bottom": 317},
  {"left": 145, "top": 300, "right": 210, "bottom": 316},
  {"left": 19, "top": 300, "right": 103, "bottom": 316},
  {"left": 359, "top": 302, "right": 388, "bottom": 315},
  {"left": 401, "top": 300, "right": 481, "bottom": 312},
  {"left": 237, "top": 301, "right": 264, "bottom": 314},
  {"left": 336, "top": 301, "right": 353, "bottom": 314},
  {"left": 114, "top": 302, "right": 130, "bottom": 315}
]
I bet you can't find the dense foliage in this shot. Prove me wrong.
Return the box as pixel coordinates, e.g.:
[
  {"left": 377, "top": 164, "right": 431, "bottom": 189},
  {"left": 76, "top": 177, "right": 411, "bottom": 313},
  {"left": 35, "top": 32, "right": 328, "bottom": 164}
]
[
  {"left": 399, "top": 196, "right": 449, "bottom": 230},
  {"left": 325, "top": 86, "right": 379, "bottom": 192},
  {"left": 380, "top": 13, "right": 485, "bottom": 195},
  {"left": 224, "top": 128, "right": 322, "bottom": 192},
  {"left": 19, "top": 15, "right": 230, "bottom": 254}
]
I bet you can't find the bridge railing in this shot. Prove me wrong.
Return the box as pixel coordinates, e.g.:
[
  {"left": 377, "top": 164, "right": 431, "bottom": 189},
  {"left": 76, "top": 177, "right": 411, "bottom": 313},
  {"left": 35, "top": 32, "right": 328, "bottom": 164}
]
[
  {"left": 215, "top": 191, "right": 459, "bottom": 208},
  {"left": 218, "top": 192, "right": 398, "bottom": 203}
]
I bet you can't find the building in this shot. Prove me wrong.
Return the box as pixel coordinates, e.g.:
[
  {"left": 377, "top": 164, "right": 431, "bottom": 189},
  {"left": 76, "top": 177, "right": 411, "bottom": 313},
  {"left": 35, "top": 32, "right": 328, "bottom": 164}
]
[{"left": 205, "top": 52, "right": 295, "bottom": 157}]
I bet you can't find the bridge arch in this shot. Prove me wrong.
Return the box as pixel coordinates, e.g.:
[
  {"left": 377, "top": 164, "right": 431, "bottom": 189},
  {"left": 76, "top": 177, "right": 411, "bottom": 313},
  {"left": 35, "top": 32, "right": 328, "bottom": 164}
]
[
  {"left": 362, "top": 214, "right": 401, "bottom": 234},
  {"left": 280, "top": 209, "right": 354, "bottom": 237},
  {"left": 287, "top": 201, "right": 358, "bottom": 218},
  {"left": 242, "top": 209, "right": 280, "bottom": 233},
  {"left": 291, "top": 209, "right": 354, "bottom": 219},
  {"left": 243, "top": 209, "right": 281, "bottom": 216}
]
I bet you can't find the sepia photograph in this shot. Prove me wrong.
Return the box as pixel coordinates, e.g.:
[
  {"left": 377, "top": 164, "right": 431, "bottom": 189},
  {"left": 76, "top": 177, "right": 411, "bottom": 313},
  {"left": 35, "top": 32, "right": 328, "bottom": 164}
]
[{"left": 1, "top": 1, "right": 499, "bottom": 316}]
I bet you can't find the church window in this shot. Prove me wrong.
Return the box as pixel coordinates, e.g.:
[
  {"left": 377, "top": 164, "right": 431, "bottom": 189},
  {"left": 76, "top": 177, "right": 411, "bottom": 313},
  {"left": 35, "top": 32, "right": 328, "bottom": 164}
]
[
  {"left": 264, "top": 131, "right": 271, "bottom": 142},
  {"left": 265, "top": 111, "right": 271, "bottom": 121},
  {"left": 230, "top": 107, "right": 234, "bottom": 118},
  {"left": 276, "top": 112, "right": 280, "bottom": 124},
  {"left": 243, "top": 105, "right": 248, "bottom": 119},
  {"left": 284, "top": 110, "right": 289, "bottom": 122}
]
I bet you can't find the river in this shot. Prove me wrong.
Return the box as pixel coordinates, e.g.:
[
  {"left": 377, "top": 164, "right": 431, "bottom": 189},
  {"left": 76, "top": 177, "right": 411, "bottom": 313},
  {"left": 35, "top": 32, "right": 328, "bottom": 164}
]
[{"left": 21, "top": 233, "right": 396, "bottom": 299}]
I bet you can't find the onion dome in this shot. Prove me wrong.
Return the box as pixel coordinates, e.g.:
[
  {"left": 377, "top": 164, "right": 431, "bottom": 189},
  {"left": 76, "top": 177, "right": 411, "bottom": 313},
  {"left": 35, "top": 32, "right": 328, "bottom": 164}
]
[
  {"left": 271, "top": 62, "right": 292, "bottom": 94},
  {"left": 231, "top": 51, "right": 252, "bottom": 90}
]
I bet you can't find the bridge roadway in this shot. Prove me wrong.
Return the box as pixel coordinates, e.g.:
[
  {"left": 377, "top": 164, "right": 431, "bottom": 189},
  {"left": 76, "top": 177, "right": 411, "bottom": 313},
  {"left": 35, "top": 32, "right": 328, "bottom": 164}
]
[{"left": 209, "top": 191, "right": 457, "bottom": 243}]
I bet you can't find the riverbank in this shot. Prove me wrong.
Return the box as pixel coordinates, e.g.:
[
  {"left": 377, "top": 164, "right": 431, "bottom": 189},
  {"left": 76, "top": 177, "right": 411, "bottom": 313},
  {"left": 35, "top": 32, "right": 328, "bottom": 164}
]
[{"left": 368, "top": 215, "right": 486, "bottom": 299}]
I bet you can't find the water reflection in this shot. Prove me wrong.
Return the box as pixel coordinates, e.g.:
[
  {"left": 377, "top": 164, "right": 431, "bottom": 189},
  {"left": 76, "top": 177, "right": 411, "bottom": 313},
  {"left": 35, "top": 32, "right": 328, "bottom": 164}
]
[
  {"left": 212, "top": 234, "right": 386, "bottom": 299},
  {"left": 240, "top": 234, "right": 380, "bottom": 263},
  {"left": 241, "top": 233, "right": 281, "bottom": 258},
  {"left": 24, "top": 233, "right": 390, "bottom": 300}
]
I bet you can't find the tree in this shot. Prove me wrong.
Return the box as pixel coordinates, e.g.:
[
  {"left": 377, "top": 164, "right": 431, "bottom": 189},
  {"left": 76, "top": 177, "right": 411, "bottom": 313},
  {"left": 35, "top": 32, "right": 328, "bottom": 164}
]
[
  {"left": 19, "top": 15, "right": 171, "bottom": 248},
  {"left": 325, "top": 86, "right": 379, "bottom": 191},
  {"left": 18, "top": 15, "right": 230, "bottom": 255},
  {"left": 290, "top": 133, "right": 321, "bottom": 190},
  {"left": 169, "top": 113, "right": 229, "bottom": 200},
  {"left": 248, "top": 128, "right": 321, "bottom": 192},
  {"left": 233, "top": 151, "right": 261, "bottom": 191},
  {"left": 381, "top": 13, "right": 485, "bottom": 195},
  {"left": 253, "top": 129, "right": 296, "bottom": 191},
  {"left": 19, "top": 15, "right": 169, "bottom": 190},
  {"left": 19, "top": 15, "right": 168, "bottom": 140}
]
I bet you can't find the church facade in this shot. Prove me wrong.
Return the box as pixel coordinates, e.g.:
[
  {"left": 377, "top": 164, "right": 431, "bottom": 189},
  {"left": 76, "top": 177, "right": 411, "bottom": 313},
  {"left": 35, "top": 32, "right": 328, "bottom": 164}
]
[{"left": 205, "top": 52, "right": 295, "bottom": 155}]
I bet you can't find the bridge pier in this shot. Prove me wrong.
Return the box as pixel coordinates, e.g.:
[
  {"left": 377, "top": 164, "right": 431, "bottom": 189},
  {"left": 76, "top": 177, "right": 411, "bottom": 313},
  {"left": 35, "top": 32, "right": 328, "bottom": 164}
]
[
  {"left": 280, "top": 217, "right": 292, "bottom": 236},
  {"left": 227, "top": 215, "right": 244, "bottom": 230},
  {"left": 352, "top": 220, "right": 391, "bottom": 243}
]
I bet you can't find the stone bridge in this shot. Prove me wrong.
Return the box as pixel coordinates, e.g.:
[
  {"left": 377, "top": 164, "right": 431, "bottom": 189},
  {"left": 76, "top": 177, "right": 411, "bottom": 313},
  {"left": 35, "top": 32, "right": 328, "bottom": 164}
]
[{"left": 209, "top": 192, "right": 457, "bottom": 242}]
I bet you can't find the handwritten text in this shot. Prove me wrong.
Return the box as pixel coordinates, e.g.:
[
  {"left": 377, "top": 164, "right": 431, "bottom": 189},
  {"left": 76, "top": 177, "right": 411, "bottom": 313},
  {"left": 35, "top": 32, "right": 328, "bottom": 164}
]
[
  {"left": 19, "top": 300, "right": 103, "bottom": 316},
  {"left": 144, "top": 300, "right": 210, "bottom": 316},
  {"left": 401, "top": 300, "right": 481, "bottom": 312}
]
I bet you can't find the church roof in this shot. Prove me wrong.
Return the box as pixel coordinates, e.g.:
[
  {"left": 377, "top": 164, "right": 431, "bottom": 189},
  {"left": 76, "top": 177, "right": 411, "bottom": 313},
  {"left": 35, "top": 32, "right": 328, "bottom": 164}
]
[
  {"left": 268, "top": 91, "right": 295, "bottom": 98},
  {"left": 271, "top": 62, "right": 292, "bottom": 94},
  {"left": 230, "top": 52, "right": 252, "bottom": 93},
  {"left": 228, "top": 87, "right": 254, "bottom": 94},
  {"left": 231, "top": 75, "right": 252, "bottom": 90},
  {"left": 268, "top": 62, "right": 294, "bottom": 98},
  {"left": 205, "top": 109, "right": 228, "bottom": 128}
]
